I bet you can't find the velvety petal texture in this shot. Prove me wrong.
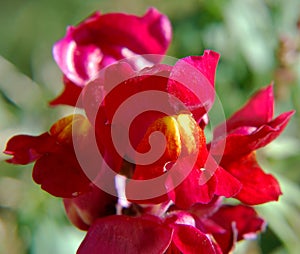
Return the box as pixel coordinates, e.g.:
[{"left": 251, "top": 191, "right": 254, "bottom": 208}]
[
  {"left": 171, "top": 224, "right": 216, "bottom": 254},
  {"left": 167, "top": 50, "right": 220, "bottom": 121},
  {"left": 51, "top": 8, "right": 171, "bottom": 106},
  {"left": 208, "top": 85, "right": 294, "bottom": 206},
  {"left": 224, "top": 153, "right": 282, "bottom": 205},
  {"left": 53, "top": 8, "right": 172, "bottom": 87},
  {"left": 4, "top": 133, "right": 57, "bottom": 164},
  {"left": 4, "top": 115, "right": 93, "bottom": 198},
  {"left": 212, "top": 110, "right": 294, "bottom": 158},
  {"left": 77, "top": 215, "right": 173, "bottom": 254},
  {"left": 210, "top": 205, "right": 266, "bottom": 253},
  {"left": 211, "top": 85, "right": 295, "bottom": 158},
  {"left": 169, "top": 167, "right": 241, "bottom": 209},
  {"left": 32, "top": 146, "right": 91, "bottom": 197},
  {"left": 63, "top": 184, "right": 117, "bottom": 230}
]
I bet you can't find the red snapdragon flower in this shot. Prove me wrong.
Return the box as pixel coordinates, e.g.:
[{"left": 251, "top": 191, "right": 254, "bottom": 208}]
[
  {"left": 4, "top": 47, "right": 293, "bottom": 253},
  {"left": 76, "top": 200, "right": 265, "bottom": 254},
  {"left": 50, "top": 8, "right": 172, "bottom": 106},
  {"left": 210, "top": 85, "right": 294, "bottom": 205}
]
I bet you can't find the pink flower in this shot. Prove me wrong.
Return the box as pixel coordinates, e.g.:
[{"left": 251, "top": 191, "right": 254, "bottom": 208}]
[{"left": 50, "top": 8, "right": 172, "bottom": 106}]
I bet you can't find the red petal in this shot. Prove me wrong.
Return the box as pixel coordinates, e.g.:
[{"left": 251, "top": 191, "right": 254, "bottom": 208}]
[
  {"left": 100, "top": 65, "right": 172, "bottom": 125},
  {"left": 167, "top": 50, "right": 220, "bottom": 121},
  {"left": 172, "top": 224, "right": 217, "bottom": 254},
  {"left": 214, "top": 167, "right": 242, "bottom": 198},
  {"left": 4, "top": 133, "right": 56, "bottom": 164},
  {"left": 5, "top": 115, "right": 97, "bottom": 198},
  {"left": 189, "top": 198, "right": 226, "bottom": 235},
  {"left": 32, "top": 147, "right": 91, "bottom": 198},
  {"left": 63, "top": 184, "right": 117, "bottom": 230},
  {"left": 210, "top": 205, "right": 265, "bottom": 253},
  {"left": 214, "top": 85, "right": 274, "bottom": 137},
  {"left": 126, "top": 162, "right": 169, "bottom": 205},
  {"left": 191, "top": 196, "right": 223, "bottom": 218},
  {"left": 169, "top": 166, "right": 241, "bottom": 209},
  {"left": 49, "top": 76, "right": 83, "bottom": 106},
  {"left": 91, "top": 65, "right": 174, "bottom": 172},
  {"left": 53, "top": 8, "right": 172, "bottom": 87},
  {"left": 212, "top": 110, "right": 295, "bottom": 158},
  {"left": 226, "top": 153, "right": 282, "bottom": 205},
  {"left": 77, "top": 215, "right": 173, "bottom": 254},
  {"left": 82, "top": 61, "right": 136, "bottom": 124},
  {"left": 168, "top": 162, "right": 217, "bottom": 209}
]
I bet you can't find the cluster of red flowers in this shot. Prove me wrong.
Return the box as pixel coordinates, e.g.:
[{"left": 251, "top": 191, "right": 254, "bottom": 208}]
[{"left": 4, "top": 8, "right": 294, "bottom": 254}]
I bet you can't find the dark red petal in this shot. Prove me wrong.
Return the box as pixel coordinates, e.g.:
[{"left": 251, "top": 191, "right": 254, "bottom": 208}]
[
  {"left": 214, "top": 167, "right": 242, "bottom": 198},
  {"left": 169, "top": 166, "right": 241, "bottom": 210},
  {"left": 210, "top": 205, "right": 265, "bottom": 253},
  {"left": 191, "top": 196, "right": 223, "bottom": 218},
  {"left": 126, "top": 162, "right": 169, "bottom": 205},
  {"left": 94, "top": 123, "right": 125, "bottom": 174},
  {"left": 168, "top": 50, "right": 220, "bottom": 121},
  {"left": 77, "top": 215, "right": 173, "bottom": 254},
  {"left": 49, "top": 76, "right": 83, "bottom": 107},
  {"left": 189, "top": 198, "right": 226, "bottom": 235},
  {"left": 168, "top": 164, "right": 217, "bottom": 209},
  {"left": 212, "top": 110, "right": 295, "bottom": 158},
  {"left": 214, "top": 85, "right": 274, "bottom": 137},
  {"left": 32, "top": 147, "right": 91, "bottom": 198},
  {"left": 196, "top": 217, "right": 226, "bottom": 235},
  {"left": 172, "top": 224, "right": 217, "bottom": 254},
  {"left": 225, "top": 153, "right": 282, "bottom": 205},
  {"left": 164, "top": 242, "right": 182, "bottom": 254},
  {"left": 63, "top": 184, "right": 117, "bottom": 230},
  {"left": 4, "top": 133, "right": 56, "bottom": 164}
]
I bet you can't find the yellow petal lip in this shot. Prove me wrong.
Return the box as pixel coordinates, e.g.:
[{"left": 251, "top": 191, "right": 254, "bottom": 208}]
[
  {"left": 50, "top": 114, "right": 91, "bottom": 144},
  {"left": 137, "top": 115, "right": 181, "bottom": 162},
  {"left": 175, "top": 113, "right": 204, "bottom": 156},
  {"left": 137, "top": 113, "right": 205, "bottom": 164}
]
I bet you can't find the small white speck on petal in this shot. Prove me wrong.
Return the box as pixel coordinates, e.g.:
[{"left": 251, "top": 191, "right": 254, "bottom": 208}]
[{"left": 72, "top": 192, "right": 78, "bottom": 197}]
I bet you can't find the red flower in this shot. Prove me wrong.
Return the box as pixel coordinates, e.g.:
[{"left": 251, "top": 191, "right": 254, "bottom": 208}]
[
  {"left": 211, "top": 85, "right": 295, "bottom": 205},
  {"left": 50, "top": 8, "right": 172, "bottom": 106},
  {"left": 5, "top": 50, "right": 293, "bottom": 208},
  {"left": 4, "top": 46, "right": 294, "bottom": 253},
  {"left": 80, "top": 50, "right": 242, "bottom": 208},
  {"left": 83, "top": 50, "right": 220, "bottom": 170}
]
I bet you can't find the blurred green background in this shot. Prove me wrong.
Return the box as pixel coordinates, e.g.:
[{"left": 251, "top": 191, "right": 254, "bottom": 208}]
[{"left": 0, "top": 0, "right": 299, "bottom": 253}]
